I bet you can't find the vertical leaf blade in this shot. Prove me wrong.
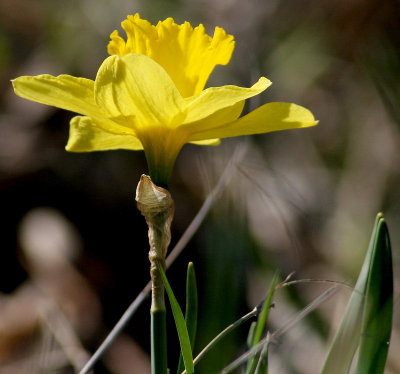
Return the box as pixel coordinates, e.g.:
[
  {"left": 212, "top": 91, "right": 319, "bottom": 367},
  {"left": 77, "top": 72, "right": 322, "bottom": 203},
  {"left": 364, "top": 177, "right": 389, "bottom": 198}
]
[
  {"left": 158, "top": 263, "right": 195, "bottom": 374},
  {"left": 320, "top": 213, "right": 393, "bottom": 374},
  {"left": 186, "top": 262, "right": 198, "bottom": 348},
  {"left": 355, "top": 219, "right": 393, "bottom": 374},
  {"left": 177, "top": 262, "right": 198, "bottom": 374},
  {"left": 245, "top": 273, "right": 279, "bottom": 374}
]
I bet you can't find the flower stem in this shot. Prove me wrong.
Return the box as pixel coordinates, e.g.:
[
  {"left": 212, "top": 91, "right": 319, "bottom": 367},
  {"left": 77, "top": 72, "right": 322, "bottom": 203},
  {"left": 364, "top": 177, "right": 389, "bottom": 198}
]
[
  {"left": 151, "top": 308, "right": 168, "bottom": 374},
  {"left": 136, "top": 175, "right": 174, "bottom": 374}
]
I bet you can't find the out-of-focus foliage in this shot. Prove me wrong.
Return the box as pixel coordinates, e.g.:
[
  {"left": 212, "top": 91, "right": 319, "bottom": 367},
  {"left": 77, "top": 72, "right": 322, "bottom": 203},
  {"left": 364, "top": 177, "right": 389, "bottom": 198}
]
[
  {"left": 0, "top": 0, "right": 399, "bottom": 373},
  {"left": 321, "top": 214, "right": 392, "bottom": 374}
]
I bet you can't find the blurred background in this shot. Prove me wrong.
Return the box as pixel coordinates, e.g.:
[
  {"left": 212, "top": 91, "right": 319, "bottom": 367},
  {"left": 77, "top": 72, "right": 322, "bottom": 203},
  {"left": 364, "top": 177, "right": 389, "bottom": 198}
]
[{"left": 0, "top": 0, "right": 399, "bottom": 373}]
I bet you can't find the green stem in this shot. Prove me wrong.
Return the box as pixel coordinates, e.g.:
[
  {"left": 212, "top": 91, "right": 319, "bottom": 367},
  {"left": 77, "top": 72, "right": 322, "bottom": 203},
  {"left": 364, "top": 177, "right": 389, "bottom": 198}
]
[
  {"left": 151, "top": 308, "right": 168, "bottom": 374},
  {"left": 136, "top": 175, "right": 174, "bottom": 374},
  {"left": 151, "top": 259, "right": 167, "bottom": 374}
]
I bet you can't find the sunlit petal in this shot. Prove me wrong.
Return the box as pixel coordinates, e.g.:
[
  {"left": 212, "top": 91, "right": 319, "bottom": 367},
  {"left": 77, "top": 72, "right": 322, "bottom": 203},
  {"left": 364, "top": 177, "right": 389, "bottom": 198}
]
[
  {"left": 66, "top": 116, "right": 143, "bottom": 152},
  {"left": 182, "top": 100, "right": 245, "bottom": 136},
  {"left": 12, "top": 74, "right": 133, "bottom": 135},
  {"left": 94, "top": 54, "right": 187, "bottom": 130},
  {"left": 184, "top": 77, "right": 271, "bottom": 124},
  {"left": 189, "top": 102, "right": 318, "bottom": 141},
  {"left": 13, "top": 74, "right": 97, "bottom": 116},
  {"left": 189, "top": 139, "right": 221, "bottom": 146}
]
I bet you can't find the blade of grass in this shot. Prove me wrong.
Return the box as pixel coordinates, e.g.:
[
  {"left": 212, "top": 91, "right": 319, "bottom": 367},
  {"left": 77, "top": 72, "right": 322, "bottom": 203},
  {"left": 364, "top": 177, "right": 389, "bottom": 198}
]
[
  {"left": 177, "top": 262, "right": 198, "bottom": 374},
  {"left": 355, "top": 218, "right": 393, "bottom": 374},
  {"left": 254, "top": 332, "right": 270, "bottom": 374},
  {"left": 320, "top": 213, "right": 385, "bottom": 374},
  {"left": 245, "top": 273, "right": 279, "bottom": 374},
  {"left": 157, "top": 262, "right": 194, "bottom": 374},
  {"left": 185, "top": 262, "right": 198, "bottom": 348},
  {"left": 246, "top": 322, "right": 257, "bottom": 350},
  {"left": 243, "top": 323, "right": 256, "bottom": 374}
]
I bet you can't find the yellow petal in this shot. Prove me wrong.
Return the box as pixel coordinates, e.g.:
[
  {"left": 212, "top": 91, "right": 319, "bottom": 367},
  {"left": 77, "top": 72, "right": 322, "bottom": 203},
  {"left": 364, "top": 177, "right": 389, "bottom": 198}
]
[
  {"left": 189, "top": 139, "right": 221, "bottom": 146},
  {"left": 107, "top": 14, "right": 235, "bottom": 97},
  {"left": 94, "top": 54, "right": 186, "bottom": 130},
  {"left": 183, "top": 101, "right": 246, "bottom": 147},
  {"left": 182, "top": 100, "right": 245, "bottom": 136},
  {"left": 66, "top": 116, "right": 143, "bottom": 152},
  {"left": 108, "top": 15, "right": 156, "bottom": 56},
  {"left": 184, "top": 77, "right": 271, "bottom": 124},
  {"left": 189, "top": 102, "right": 318, "bottom": 141},
  {"left": 12, "top": 74, "right": 133, "bottom": 135},
  {"left": 13, "top": 74, "right": 97, "bottom": 116}
]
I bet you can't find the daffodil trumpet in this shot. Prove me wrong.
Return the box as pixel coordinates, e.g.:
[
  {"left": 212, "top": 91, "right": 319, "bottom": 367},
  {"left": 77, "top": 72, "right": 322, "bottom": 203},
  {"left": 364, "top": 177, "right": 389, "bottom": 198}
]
[{"left": 12, "top": 14, "right": 317, "bottom": 188}]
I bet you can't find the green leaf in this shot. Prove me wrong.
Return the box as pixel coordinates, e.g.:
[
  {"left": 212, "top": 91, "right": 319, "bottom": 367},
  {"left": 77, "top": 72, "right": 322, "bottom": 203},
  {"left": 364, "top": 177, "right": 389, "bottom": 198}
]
[
  {"left": 254, "top": 333, "right": 269, "bottom": 374},
  {"left": 158, "top": 263, "right": 195, "bottom": 374},
  {"left": 320, "top": 213, "right": 393, "bottom": 374},
  {"left": 245, "top": 272, "right": 279, "bottom": 374},
  {"left": 355, "top": 219, "right": 393, "bottom": 374},
  {"left": 177, "top": 262, "right": 198, "bottom": 374},
  {"left": 246, "top": 322, "right": 257, "bottom": 350}
]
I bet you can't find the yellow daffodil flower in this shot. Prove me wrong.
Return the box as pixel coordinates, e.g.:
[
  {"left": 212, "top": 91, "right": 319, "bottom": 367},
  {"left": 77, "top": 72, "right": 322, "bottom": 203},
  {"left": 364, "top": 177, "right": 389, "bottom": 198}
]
[{"left": 12, "top": 14, "right": 317, "bottom": 187}]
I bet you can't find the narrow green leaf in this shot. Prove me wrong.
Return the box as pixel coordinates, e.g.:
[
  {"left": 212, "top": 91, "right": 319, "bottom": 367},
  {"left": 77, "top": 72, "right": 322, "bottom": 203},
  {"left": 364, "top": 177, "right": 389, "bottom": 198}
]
[
  {"left": 185, "top": 262, "right": 198, "bottom": 347},
  {"left": 257, "top": 352, "right": 268, "bottom": 374},
  {"left": 355, "top": 219, "right": 393, "bottom": 374},
  {"left": 177, "top": 262, "right": 198, "bottom": 374},
  {"left": 158, "top": 263, "right": 195, "bottom": 374},
  {"left": 320, "top": 213, "right": 391, "bottom": 374},
  {"left": 252, "top": 273, "right": 279, "bottom": 345},
  {"left": 246, "top": 322, "right": 257, "bottom": 350},
  {"left": 245, "top": 273, "right": 279, "bottom": 374},
  {"left": 254, "top": 333, "right": 269, "bottom": 374}
]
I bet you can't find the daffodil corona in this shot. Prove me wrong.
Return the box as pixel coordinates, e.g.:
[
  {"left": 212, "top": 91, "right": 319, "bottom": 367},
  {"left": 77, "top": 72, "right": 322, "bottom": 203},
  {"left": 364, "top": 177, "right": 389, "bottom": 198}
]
[{"left": 12, "top": 14, "right": 317, "bottom": 187}]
